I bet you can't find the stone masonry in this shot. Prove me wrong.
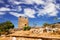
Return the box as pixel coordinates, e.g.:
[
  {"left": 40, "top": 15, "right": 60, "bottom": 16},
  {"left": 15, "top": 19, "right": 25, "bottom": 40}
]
[{"left": 18, "top": 16, "right": 28, "bottom": 28}]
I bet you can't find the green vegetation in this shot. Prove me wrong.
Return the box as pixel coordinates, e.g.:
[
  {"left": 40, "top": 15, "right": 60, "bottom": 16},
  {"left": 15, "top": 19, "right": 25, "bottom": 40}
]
[
  {"left": 0, "top": 21, "right": 14, "bottom": 35},
  {"left": 23, "top": 26, "right": 31, "bottom": 31},
  {"left": 43, "top": 23, "right": 50, "bottom": 27},
  {"left": 43, "top": 23, "right": 56, "bottom": 28}
]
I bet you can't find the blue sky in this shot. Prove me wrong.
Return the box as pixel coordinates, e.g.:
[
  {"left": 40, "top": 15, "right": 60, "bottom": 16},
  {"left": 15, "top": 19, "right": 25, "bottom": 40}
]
[{"left": 0, "top": 0, "right": 60, "bottom": 28}]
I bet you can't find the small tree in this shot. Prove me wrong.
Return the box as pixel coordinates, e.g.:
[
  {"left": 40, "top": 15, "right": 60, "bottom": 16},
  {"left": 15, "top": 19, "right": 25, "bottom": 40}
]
[
  {"left": 24, "top": 26, "right": 27, "bottom": 31},
  {"left": 0, "top": 21, "right": 14, "bottom": 35},
  {"left": 23, "top": 26, "right": 31, "bottom": 31},
  {"left": 43, "top": 23, "right": 50, "bottom": 27}
]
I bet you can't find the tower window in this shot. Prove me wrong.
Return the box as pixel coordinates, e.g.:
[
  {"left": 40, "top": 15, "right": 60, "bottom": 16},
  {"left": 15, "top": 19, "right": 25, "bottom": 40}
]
[
  {"left": 20, "top": 16, "right": 21, "bottom": 18},
  {"left": 25, "top": 17, "right": 27, "bottom": 19},
  {"left": 25, "top": 24, "right": 27, "bottom": 26}
]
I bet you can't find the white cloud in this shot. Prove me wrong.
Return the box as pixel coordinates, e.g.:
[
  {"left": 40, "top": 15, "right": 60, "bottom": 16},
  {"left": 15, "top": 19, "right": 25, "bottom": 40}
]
[
  {"left": 33, "top": 0, "right": 45, "bottom": 4},
  {"left": 11, "top": 6, "right": 22, "bottom": 12},
  {"left": 24, "top": 8, "right": 36, "bottom": 18},
  {"left": 8, "top": 0, "right": 45, "bottom": 5},
  {"left": 56, "top": 4, "right": 60, "bottom": 9},
  {"left": 9, "top": 8, "right": 36, "bottom": 18},
  {"left": 0, "top": 0, "right": 4, "bottom": 3},
  {"left": 0, "top": 0, "right": 59, "bottom": 18},
  {"left": 0, "top": 12, "right": 5, "bottom": 15},
  {"left": 17, "top": 6, "right": 22, "bottom": 12},
  {"left": 44, "top": 3, "right": 56, "bottom": 13},
  {"left": 10, "top": 12, "right": 25, "bottom": 17},
  {"left": 37, "top": 0, "right": 58, "bottom": 17},
  {"left": 8, "top": 0, "right": 24, "bottom": 5},
  {"left": 0, "top": 6, "right": 22, "bottom": 12},
  {"left": 13, "top": 1, "right": 21, "bottom": 5},
  {"left": 24, "top": 0, "right": 45, "bottom": 5},
  {"left": 0, "top": 7, "right": 11, "bottom": 11},
  {"left": 48, "top": 11, "right": 57, "bottom": 16}
]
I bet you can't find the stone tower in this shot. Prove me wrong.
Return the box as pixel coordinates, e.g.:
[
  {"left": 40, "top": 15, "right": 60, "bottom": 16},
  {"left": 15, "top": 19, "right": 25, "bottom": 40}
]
[{"left": 18, "top": 16, "right": 28, "bottom": 28}]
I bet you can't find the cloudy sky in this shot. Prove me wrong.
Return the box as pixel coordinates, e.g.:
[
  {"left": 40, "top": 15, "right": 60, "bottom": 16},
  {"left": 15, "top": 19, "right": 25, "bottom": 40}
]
[{"left": 0, "top": 0, "right": 60, "bottom": 28}]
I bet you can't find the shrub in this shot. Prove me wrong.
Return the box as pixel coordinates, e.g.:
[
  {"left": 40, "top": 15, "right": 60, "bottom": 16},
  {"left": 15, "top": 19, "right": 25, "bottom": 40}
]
[
  {"left": 0, "top": 21, "right": 14, "bottom": 35},
  {"left": 23, "top": 26, "right": 31, "bottom": 31}
]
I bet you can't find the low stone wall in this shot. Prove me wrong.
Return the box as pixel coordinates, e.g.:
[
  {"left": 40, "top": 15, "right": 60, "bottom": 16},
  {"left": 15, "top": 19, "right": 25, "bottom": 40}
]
[
  {"left": 11, "top": 37, "right": 60, "bottom": 40},
  {"left": 0, "top": 36, "right": 60, "bottom": 40},
  {"left": 16, "top": 37, "right": 42, "bottom": 40}
]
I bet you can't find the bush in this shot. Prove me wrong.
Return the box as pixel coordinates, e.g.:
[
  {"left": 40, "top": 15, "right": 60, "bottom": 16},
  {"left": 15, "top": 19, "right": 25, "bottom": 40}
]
[
  {"left": 0, "top": 21, "right": 14, "bottom": 35},
  {"left": 23, "top": 26, "right": 31, "bottom": 31}
]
